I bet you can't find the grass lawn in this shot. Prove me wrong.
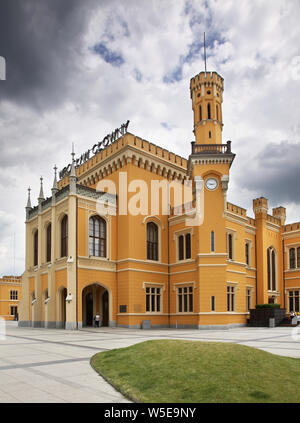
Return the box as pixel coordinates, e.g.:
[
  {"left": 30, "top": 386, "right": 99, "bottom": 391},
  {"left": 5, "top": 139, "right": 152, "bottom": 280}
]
[{"left": 90, "top": 340, "right": 300, "bottom": 403}]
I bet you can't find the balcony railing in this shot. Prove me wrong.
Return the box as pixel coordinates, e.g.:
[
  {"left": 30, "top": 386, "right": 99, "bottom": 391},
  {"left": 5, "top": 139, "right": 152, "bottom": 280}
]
[{"left": 191, "top": 140, "right": 232, "bottom": 155}]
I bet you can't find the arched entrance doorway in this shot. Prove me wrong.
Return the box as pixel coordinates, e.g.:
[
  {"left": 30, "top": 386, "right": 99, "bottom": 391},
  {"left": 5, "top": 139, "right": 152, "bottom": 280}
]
[{"left": 82, "top": 284, "right": 109, "bottom": 327}]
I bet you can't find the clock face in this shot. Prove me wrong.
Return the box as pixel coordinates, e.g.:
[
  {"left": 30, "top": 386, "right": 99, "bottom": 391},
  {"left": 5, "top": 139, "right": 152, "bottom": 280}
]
[{"left": 205, "top": 177, "right": 218, "bottom": 191}]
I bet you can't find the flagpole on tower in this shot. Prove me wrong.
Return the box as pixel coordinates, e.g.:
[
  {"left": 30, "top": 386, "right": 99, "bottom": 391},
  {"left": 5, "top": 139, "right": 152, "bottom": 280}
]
[{"left": 204, "top": 32, "right": 207, "bottom": 74}]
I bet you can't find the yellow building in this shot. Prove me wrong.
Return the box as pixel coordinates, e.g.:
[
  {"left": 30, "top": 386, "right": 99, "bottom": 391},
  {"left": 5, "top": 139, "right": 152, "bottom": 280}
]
[
  {"left": 0, "top": 276, "right": 22, "bottom": 321},
  {"left": 19, "top": 68, "right": 300, "bottom": 330}
]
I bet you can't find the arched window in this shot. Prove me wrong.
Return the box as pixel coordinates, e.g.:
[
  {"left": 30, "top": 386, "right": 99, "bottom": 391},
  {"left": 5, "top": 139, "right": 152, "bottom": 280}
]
[
  {"left": 199, "top": 105, "right": 202, "bottom": 122},
  {"left": 267, "top": 247, "right": 277, "bottom": 291},
  {"left": 46, "top": 223, "right": 51, "bottom": 263},
  {"left": 61, "top": 215, "right": 68, "bottom": 258},
  {"left": 290, "top": 248, "right": 296, "bottom": 269},
  {"left": 89, "top": 216, "right": 106, "bottom": 257},
  {"left": 33, "top": 229, "right": 38, "bottom": 266},
  {"left": 207, "top": 103, "right": 211, "bottom": 119},
  {"left": 147, "top": 222, "right": 158, "bottom": 261},
  {"left": 211, "top": 231, "right": 215, "bottom": 252}
]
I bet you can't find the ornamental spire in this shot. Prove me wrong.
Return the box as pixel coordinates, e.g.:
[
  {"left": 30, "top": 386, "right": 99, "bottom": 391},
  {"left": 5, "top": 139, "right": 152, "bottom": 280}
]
[
  {"left": 38, "top": 176, "right": 44, "bottom": 203},
  {"left": 69, "top": 144, "right": 77, "bottom": 194},
  {"left": 26, "top": 186, "right": 32, "bottom": 209},
  {"left": 52, "top": 165, "right": 58, "bottom": 191}
]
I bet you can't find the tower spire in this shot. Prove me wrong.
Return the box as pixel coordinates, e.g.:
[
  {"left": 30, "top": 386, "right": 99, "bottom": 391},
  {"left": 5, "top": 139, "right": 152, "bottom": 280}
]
[
  {"left": 38, "top": 176, "right": 44, "bottom": 202},
  {"left": 26, "top": 187, "right": 32, "bottom": 209},
  {"left": 52, "top": 165, "right": 58, "bottom": 191},
  {"left": 69, "top": 145, "right": 77, "bottom": 194}
]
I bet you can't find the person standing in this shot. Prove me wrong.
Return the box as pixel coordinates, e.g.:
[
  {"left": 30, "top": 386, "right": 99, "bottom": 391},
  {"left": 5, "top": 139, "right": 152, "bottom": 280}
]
[{"left": 94, "top": 314, "right": 101, "bottom": 327}]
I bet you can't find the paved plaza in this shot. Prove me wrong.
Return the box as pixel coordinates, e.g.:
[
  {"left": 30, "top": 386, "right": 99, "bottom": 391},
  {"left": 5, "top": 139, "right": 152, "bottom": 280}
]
[{"left": 1, "top": 322, "right": 300, "bottom": 403}]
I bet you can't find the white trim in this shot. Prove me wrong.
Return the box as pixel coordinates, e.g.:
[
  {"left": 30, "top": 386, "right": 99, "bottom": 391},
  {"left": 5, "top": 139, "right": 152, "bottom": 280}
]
[{"left": 198, "top": 264, "right": 227, "bottom": 267}]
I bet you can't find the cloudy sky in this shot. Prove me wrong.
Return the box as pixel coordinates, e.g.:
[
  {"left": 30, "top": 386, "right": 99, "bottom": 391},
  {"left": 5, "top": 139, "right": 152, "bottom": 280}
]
[{"left": 0, "top": 0, "right": 300, "bottom": 276}]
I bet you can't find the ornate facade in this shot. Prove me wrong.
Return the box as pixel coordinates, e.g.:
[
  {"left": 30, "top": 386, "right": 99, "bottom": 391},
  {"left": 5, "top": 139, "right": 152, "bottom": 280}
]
[{"left": 19, "top": 69, "right": 300, "bottom": 329}]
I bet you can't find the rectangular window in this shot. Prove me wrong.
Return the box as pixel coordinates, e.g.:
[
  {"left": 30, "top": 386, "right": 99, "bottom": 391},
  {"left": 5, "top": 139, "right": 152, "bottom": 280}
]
[
  {"left": 290, "top": 248, "right": 296, "bottom": 269},
  {"left": 228, "top": 233, "right": 233, "bottom": 260},
  {"left": 10, "top": 290, "right": 18, "bottom": 300},
  {"left": 178, "top": 235, "right": 184, "bottom": 260},
  {"left": 297, "top": 247, "right": 300, "bottom": 268},
  {"left": 177, "top": 286, "right": 193, "bottom": 313},
  {"left": 185, "top": 234, "right": 191, "bottom": 259},
  {"left": 245, "top": 243, "right": 249, "bottom": 266},
  {"left": 211, "top": 296, "right": 215, "bottom": 311},
  {"left": 289, "top": 291, "right": 299, "bottom": 312},
  {"left": 145, "top": 287, "right": 161, "bottom": 312},
  {"left": 10, "top": 306, "right": 18, "bottom": 317},
  {"left": 227, "top": 286, "right": 235, "bottom": 312},
  {"left": 178, "top": 233, "right": 192, "bottom": 261},
  {"left": 211, "top": 231, "right": 215, "bottom": 253},
  {"left": 246, "top": 288, "right": 251, "bottom": 311}
]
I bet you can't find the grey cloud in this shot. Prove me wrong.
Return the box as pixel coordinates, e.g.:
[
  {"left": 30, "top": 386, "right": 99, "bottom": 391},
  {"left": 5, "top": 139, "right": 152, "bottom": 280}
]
[
  {"left": 0, "top": 0, "right": 99, "bottom": 110},
  {"left": 237, "top": 141, "right": 300, "bottom": 205}
]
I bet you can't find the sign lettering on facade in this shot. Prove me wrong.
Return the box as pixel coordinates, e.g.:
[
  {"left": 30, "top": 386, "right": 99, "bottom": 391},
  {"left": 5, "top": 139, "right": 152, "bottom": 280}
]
[{"left": 59, "top": 120, "right": 130, "bottom": 179}]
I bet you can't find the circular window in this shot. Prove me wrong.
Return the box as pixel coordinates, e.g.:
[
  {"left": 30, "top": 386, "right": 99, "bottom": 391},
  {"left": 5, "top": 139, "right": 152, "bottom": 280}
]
[
  {"left": 207, "top": 90, "right": 211, "bottom": 94},
  {"left": 197, "top": 93, "right": 201, "bottom": 97}
]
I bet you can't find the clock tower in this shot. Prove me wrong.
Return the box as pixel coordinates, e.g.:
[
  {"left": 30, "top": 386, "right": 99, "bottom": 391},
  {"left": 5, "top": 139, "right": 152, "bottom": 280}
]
[{"left": 188, "top": 71, "right": 236, "bottom": 316}]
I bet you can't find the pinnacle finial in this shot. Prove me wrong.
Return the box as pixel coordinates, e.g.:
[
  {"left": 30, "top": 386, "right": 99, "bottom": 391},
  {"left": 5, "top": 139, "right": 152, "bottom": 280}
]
[
  {"left": 52, "top": 165, "right": 58, "bottom": 191},
  {"left": 70, "top": 144, "right": 76, "bottom": 178},
  {"left": 38, "top": 176, "right": 44, "bottom": 201},
  {"left": 26, "top": 186, "right": 32, "bottom": 208}
]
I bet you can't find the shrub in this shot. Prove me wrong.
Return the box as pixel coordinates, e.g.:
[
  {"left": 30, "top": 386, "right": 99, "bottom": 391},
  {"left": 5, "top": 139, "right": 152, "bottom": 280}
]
[{"left": 256, "top": 304, "right": 281, "bottom": 309}]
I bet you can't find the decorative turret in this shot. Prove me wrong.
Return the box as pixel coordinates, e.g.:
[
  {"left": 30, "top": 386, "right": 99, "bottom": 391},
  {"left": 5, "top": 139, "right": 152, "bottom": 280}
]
[
  {"left": 272, "top": 206, "right": 286, "bottom": 225},
  {"left": 69, "top": 149, "right": 77, "bottom": 194},
  {"left": 52, "top": 165, "right": 58, "bottom": 193},
  {"left": 38, "top": 177, "right": 44, "bottom": 209},
  {"left": 25, "top": 187, "right": 32, "bottom": 220},
  {"left": 253, "top": 197, "right": 268, "bottom": 218},
  {"left": 190, "top": 71, "right": 224, "bottom": 145}
]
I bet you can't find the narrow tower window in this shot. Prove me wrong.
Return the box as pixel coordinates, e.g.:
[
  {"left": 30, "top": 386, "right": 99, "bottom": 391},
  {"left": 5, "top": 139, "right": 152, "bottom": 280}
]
[
  {"left": 211, "top": 231, "right": 215, "bottom": 252},
  {"left": 228, "top": 233, "right": 233, "bottom": 260},
  {"left": 199, "top": 105, "right": 202, "bottom": 122},
  {"left": 216, "top": 105, "right": 219, "bottom": 121},
  {"left": 207, "top": 103, "right": 211, "bottom": 119}
]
